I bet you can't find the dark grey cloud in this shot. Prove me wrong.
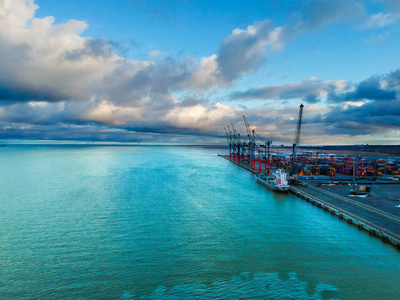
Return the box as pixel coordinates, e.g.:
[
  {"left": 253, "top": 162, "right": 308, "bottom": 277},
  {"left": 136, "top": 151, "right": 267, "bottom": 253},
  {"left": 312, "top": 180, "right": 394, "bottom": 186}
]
[
  {"left": 177, "top": 96, "right": 208, "bottom": 107},
  {"left": 328, "top": 76, "right": 397, "bottom": 102},
  {"left": 1, "top": 102, "right": 65, "bottom": 125},
  {"left": 325, "top": 99, "right": 400, "bottom": 127},
  {"left": 122, "top": 120, "right": 221, "bottom": 137},
  {"left": 303, "top": 94, "right": 320, "bottom": 104},
  {"left": 230, "top": 78, "right": 340, "bottom": 102},
  {"left": 320, "top": 69, "right": 400, "bottom": 136},
  {"left": 62, "top": 38, "right": 114, "bottom": 61},
  {"left": 96, "top": 57, "right": 194, "bottom": 106},
  {"left": 0, "top": 114, "right": 223, "bottom": 143},
  {"left": 386, "top": 69, "right": 400, "bottom": 89},
  {"left": 0, "top": 122, "right": 151, "bottom": 142},
  {"left": 0, "top": 83, "right": 67, "bottom": 104}
]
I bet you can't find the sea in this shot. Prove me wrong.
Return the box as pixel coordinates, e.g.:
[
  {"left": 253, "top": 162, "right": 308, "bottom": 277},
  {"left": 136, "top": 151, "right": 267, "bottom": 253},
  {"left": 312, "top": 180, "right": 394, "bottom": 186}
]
[{"left": 1, "top": 145, "right": 399, "bottom": 299}]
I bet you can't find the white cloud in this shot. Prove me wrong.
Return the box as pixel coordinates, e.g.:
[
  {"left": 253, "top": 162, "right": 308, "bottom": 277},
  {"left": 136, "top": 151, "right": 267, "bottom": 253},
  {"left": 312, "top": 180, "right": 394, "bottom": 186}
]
[
  {"left": 0, "top": 0, "right": 122, "bottom": 101},
  {"left": 28, "top": 101, "right": 47, "bottom": 107},
  {"left": 366, "top": 12, "right": 397, "bottom": 28},
  {"left": 149, "top": 50, "right": 163, "bottom": 59},
  {"left": 0, "top": 0, "right": 38, "bottom": 28},
  {"left": 164, "top": 103, "right": 236, "bottom": 132},
  {"left": 217, "top": 20, "right": 284, "bottom": 82},
  {"left": 83, "top": 100, "right": 143, "bottom": 125},
  {"left": 343, "top": 101, "right": 365, "bottom": 110},
  {"left": 188, "top": 54, "right": 222, "bottom": 89},
  {"left": 186, "top": 20, "right": 286, "bottom": 89}
]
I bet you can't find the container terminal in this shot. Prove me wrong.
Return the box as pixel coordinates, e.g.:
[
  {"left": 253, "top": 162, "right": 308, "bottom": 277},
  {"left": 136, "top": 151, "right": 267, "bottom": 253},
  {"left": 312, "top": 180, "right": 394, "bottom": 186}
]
[{"left": 221, "top": 105, "right": 400, "bottom": 251}]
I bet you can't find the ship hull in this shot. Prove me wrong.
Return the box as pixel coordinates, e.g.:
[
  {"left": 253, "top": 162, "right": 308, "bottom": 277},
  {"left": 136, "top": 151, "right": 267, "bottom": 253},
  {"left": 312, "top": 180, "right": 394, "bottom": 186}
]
[{"left": 257, "top": 177, "right": 290, "bottom": 193}]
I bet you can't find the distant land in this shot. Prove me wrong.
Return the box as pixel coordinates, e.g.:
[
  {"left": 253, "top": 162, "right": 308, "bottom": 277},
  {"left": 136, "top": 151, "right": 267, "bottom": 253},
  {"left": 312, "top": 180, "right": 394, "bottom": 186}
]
[
  {"left": 2, "top": 143, "right": 400, "bottom": 156},
  {"left": 299, "top": 145, "right": 400, "bottom": 156}
]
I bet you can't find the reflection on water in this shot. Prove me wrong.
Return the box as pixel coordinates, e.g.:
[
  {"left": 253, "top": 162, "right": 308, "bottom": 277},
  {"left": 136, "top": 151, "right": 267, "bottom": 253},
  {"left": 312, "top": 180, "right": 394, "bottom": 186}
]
[{"left": 121, "top": 272, "right": 338, "bottom": 300}]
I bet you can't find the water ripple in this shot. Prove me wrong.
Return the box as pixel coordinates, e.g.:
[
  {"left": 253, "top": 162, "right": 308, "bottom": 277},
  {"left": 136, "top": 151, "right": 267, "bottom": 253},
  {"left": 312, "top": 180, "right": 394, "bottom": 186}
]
[{"left": 121, "top": 272, "right": 339, "bottom": 300}]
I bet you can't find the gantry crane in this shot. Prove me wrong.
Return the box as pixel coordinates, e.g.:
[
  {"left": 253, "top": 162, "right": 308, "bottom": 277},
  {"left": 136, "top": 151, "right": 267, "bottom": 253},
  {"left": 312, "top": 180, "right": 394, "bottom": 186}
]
[
  {"left": 227, "top": 125, "right": 237, "bottom": 160},
  {"left": 242, "top": 115, "right": 273, "bottom": 173},
  {"left": 231, "top": 123, "right": 241, "bottom": 162},
  {"left": 243, "top": 115, "right": 255, "bottom": 163},
  {"left": 224, "top": 127, "right": 232, "bottom": 159}
]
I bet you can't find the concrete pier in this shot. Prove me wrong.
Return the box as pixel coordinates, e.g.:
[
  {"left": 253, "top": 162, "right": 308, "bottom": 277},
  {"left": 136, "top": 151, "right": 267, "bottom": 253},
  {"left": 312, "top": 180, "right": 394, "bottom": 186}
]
[{"left": 290, "top": 185, "right": 400, "bottom": 250}]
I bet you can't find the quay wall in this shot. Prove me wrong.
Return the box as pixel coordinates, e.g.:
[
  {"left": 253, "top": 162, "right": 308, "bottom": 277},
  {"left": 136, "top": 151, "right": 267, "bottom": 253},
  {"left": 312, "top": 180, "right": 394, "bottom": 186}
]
[{"left": 289, "top": 186, "right": 400, "bottom": 251}]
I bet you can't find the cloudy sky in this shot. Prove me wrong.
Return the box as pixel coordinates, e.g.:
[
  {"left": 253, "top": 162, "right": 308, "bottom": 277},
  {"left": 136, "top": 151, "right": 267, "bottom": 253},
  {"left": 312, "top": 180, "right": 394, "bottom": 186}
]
[{"left": 1, "top": 0, "right": 400, "bottom": 145}]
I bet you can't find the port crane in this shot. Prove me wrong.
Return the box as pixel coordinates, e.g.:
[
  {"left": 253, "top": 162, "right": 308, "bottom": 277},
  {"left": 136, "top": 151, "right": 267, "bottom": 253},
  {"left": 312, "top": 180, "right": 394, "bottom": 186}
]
[
  {"left": 226, "top": 125, "right": 237, "bottom": 160},
  {"left": 224, "top": 117, "right": 272, "bottom": 172},
  {"left": 224, "top": 127, "right": 232, "bottom": 159},
  {"left": 291, "top": 104, "right": 304, "bottom": 178},
  {"left": 242, "top": 116, "right": 272, "bottom": 173},
  {"left": 252, "top": 130, "right": 273, "bottom": 173},
  {"left": 231, "top": 123, "right": 242, "bottom": 162},
  {"left": 243, "top": 116, "right": 255, "bottom": 163}
]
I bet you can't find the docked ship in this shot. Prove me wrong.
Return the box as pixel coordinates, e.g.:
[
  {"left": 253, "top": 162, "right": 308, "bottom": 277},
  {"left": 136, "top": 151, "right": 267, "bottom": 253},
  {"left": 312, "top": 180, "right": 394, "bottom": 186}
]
[{"left": 257, "top": 168, "right": 290, "bottom": 192}]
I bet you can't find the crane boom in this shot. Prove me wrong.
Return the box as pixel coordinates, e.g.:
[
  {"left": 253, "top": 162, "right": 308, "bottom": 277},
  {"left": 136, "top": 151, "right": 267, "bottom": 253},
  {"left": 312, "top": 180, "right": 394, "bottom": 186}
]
[
  {"left": 242, "top": 116, "right": 253, "bottom": 143},
  {"left": 293, "top": 104, "right": 304, "bottom": 146},
  {"left": 224, "top": 127, "right": 233, "bottom": 158},
  {"left": 227, "top": 125, "right": 235, "bottom": 149},
  {"left": 243, "top": 116, "right": 255, "bottom": 162},
  {"left": 224, "top": 127, "right": 230, "bottom": 141},
  {"left": 231, "top": 123, "right": 240, "bottom": 144},
  {"left": 224, "top": 127, "right": 231, "bottom": 146},
  {"left": 231, "top": 123, "right": 242, "bottom": 162},
  {"left": 291, "top": 104, "right": 304, "bottom": 177},
  {"left": 227, "top": 125, "right": 234, "bottom": 138}
]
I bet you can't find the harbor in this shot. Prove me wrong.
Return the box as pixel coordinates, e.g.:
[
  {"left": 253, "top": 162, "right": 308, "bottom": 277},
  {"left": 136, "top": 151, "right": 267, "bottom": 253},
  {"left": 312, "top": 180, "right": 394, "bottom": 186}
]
[{"left": 219, "top": 153, "right": 400, "bottom": 251}]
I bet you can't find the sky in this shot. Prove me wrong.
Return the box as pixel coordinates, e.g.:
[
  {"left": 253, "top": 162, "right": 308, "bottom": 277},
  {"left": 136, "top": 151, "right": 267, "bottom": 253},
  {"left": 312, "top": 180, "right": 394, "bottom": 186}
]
[{"left": 1, "top": 0, "right": 400, "bottom": 145}]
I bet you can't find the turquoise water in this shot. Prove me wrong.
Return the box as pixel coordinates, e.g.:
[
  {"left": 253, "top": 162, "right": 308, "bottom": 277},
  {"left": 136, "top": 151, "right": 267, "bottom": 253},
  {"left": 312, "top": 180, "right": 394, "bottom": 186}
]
[{"left": 1, "top": 145, "right": 399, "bottom": 299}]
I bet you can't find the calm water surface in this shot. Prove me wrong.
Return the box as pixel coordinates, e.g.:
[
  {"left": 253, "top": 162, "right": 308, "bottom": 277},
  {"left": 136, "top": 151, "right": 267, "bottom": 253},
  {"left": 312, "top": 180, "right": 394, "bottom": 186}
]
[{"left": 0, "top": 145, "right": 399, "bottom": 299}]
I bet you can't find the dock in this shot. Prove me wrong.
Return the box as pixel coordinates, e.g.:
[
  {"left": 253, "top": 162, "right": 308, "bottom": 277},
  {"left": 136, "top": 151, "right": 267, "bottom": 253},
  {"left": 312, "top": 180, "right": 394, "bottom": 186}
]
[{"left": 219, "top": 154, "right": 400, "bottom": 251}]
